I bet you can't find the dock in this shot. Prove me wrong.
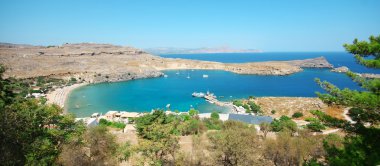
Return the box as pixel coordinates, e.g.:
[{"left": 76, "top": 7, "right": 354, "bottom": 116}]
[{"left": 193, "top": 91, "right": 243, "bottom": 113}]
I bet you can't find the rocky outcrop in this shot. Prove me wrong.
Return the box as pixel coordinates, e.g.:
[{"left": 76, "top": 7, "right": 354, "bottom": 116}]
[
  {"left": 0, "top": 43, "right": 334, "bottom": 80},
  {"left": 356, "top": 73, "right": 380, "bottom": 79},
  {"left": 331, "top": 66, "right": 349, "bottom": 73},
  {"left": 286, "top": 56, "right": 333, "bottom": 68},
  {"left": 90, "top": 70, "right": 164, "bottom": 83},
  {"left": 330, "top": 66, "right": 380, "bottom": 79}
]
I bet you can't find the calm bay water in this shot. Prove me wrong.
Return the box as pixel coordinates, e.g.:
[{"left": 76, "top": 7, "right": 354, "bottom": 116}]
[{"left": 67, "top": 52, "right": 369, "bottom": 117}]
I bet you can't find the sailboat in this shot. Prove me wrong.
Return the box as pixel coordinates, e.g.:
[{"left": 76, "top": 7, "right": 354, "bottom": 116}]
[{"left": 186, "top": 73, "right": 190, "bottom": 79}]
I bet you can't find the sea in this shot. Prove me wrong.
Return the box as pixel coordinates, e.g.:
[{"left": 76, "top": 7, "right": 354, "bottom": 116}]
[{"left": 67, "top": 52, "right": 379, "bottom": 117}]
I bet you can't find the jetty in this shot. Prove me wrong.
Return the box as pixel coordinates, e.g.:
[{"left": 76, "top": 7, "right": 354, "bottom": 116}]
[{"left": 193, "top": 91, "right": 234, "bottom": 107}]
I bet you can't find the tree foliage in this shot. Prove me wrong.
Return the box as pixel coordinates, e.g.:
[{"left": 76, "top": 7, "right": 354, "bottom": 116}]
[
  {"left": 316, "top": 35, "right": 380, "bottom": 165},
  {"left": 264, "top": 131, "right": 325, "bottom": 166},
  {"left": 259, "top": 122, "right": 271, "bottom": 139},
  {"left": 208, "top": 121, "right": 262, "bottom": 165},
  {"left": 211, "top": 111, "right": 220, "bottom": 120},
  {"left": 343, "top": 35, "right": 380, "bottom": 68},
  {"left": 134, "top": 110, "right": 180, "bottom": 164},
  {"left": 0, "top": 65, "right": 84, "bottom": 165},
  {"left": 58, "top": 126, "right": 118, "bottom": 165}
]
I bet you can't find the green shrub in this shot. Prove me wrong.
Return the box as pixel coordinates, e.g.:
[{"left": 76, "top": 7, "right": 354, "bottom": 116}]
[
  {"left": 270, "top": 116, "right": 297, "bottom": 132},
  {"left": 242, "top": 104, "right": 250, "bottom": 112},
  {"left": 111, "top": 122, "right": 126, "bottom": 129},
  {"left": 189, "top": 108, "right": 199, "bottom": 117},
  {"left": 305, "top": 117, "right": 318, "bottom": 122},
  {"left": 248, "top": 101, "right": 261, "bottom": 114},
  {"left": 99, "top": 118, "right": 109, "bottom": 125},
  {"left": 211, "top": 111, "right": 220, "bottom": 120},
  {"left": 204, "top": 118, "right": 222, "bottom": 130},
  {"left": 233, "top": 100, "right": 244, "bottom": 107},
  {"left": 292, "top": 112, "right": 303, "bottom": 118},
  {"left": 178, "top": 119, "right": 203, "bottom": 135},
  {"left": 180, "top": 114, "right": 191, "bottom": 121},
  {"left": 310, "top": 110, "right": 346, "bottom": 128},
  {"left": 307, "top": 120, "right": 326, "bottom": 132},
  {"left": 99, "top": 118, "right": 126, "bottom": 129},
  {"left": 271, "top": 110, "right": 276, "bottom": 114},
  {"left": 348, "top": 107, "right": 364, "bottom": 122}
]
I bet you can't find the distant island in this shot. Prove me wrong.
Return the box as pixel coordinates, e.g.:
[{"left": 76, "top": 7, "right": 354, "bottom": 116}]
[{"left": 144, "top": 46, "right": 263, "bottom": 55}]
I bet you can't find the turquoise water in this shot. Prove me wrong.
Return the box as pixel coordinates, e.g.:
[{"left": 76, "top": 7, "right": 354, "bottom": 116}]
[
  {"left": 67, "top": 68, "right": 361, "bottom": 117},
  {"left": 67, "top": 52, "right": 376, "bottom": 117}
]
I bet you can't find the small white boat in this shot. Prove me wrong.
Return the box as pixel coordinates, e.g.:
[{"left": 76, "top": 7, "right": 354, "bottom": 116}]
[
  {"left": 202, "top": 74, "right": 208, "bottom": 78},
  {"left": 192, "top": 92, "right": 205, "bottom": 98},
  {"left": 186, "top": 74, "right": 190, "bottom": 79},
  {"left": 176, "top": 72, "right": 180, "bottom": 75},
  {"left": 164, "top": 74, "right": 168, "bottom": 78}
]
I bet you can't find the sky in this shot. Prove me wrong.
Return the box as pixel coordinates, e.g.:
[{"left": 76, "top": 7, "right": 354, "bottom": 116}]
[{"left": 0, "top": 0, "right": 379, "bottom": 52}]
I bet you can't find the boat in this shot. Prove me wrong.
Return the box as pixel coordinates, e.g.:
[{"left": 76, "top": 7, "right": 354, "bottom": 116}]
[
  {"left": 206, "top": 91, "right": 216, "bottom": 99},
  {"left": 192, "top": 92, "right": 205, "bottom": 98},
  {"left": 202, "top": 74, "right": 209, "bottom": 78},
  {"left": 164, "top": 74, "right": 168, "bottom": 78},
  {"left": 176, "top": 71, "right": 180, "bottom": 75},
  {"left": 186, "top": 74, "right": 190, "bottom": 79}
]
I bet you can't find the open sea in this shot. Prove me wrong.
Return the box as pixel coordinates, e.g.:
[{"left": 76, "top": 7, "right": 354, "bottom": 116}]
[{"left": 67, "top": 52, "right": 377, "bottom": 117}]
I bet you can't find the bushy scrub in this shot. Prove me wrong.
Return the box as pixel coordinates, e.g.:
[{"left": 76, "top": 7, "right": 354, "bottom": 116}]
[
  {"left": 188, "top": 108, "right": 199, "bottom": 117},
  {"left": 292, "top": 112, "right": 303, "bottom": 118},
  {"left": 248, "top": 101, "right": 261, "bottom": 114},
  {"left": 204, "top": 118, "right": 223, "bottom": 130},
  {"left": 306, "top": 119, "right": 326, "bottom": 132},
  {"left": 178, "top": 119, "right": 204, "bottom": 135},
  {"left": 270, "top": 116, "right": 297, "bottom": 132},
  {"left": 211, "top": 111, "right": 219, "bottom": 120},
  {"left": 232, "top": 100, "right": 244, "bottom": 107},
  {"left": 271, "top": 110, "right": 276, "bottom": 114},
  {"left": 310, "top": 110, "right": 347, "bottom": 128},
  {"left": 99, "top": 119, "right": 126, "bottom": 129}
]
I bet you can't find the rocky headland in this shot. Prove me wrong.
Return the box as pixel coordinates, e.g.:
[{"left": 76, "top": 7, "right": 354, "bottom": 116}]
[
  {"left": 331, "top": 66, "right": 380, "bottom": 79},
  {"left": 0, "top": 43, "right": 333, "bottom": 83}
]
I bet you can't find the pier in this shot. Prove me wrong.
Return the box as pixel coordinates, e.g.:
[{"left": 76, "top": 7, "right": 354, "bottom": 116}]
[{"left": 193, "top": 91, "right": 244, "bottom": 113}]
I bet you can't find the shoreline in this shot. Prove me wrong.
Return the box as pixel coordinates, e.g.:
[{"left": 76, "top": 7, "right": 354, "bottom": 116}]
[{"left": 46, "top": 82, "right": 88, "bottom": 112}]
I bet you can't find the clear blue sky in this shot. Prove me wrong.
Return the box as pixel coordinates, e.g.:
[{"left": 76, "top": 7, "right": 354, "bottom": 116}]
[{"left": 0, "top": 0, "right": 379, "bottom": 51}]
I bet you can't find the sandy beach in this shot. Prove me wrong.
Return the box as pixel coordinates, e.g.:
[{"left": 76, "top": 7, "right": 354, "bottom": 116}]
[{"left": 46, "top": 83, "right": 88, "bottom": 110}]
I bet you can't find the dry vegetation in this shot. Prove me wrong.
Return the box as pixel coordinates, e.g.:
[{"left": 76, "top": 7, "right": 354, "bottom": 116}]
[{"left": 254, "top": 97, "right": 346, "bottom": 119}]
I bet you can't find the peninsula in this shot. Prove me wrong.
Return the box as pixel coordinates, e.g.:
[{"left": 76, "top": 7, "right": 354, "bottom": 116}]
[
  {"left": 144, "top": 46, "right": 262, "bottom": 54},
  {"left": 0, "top": 43, "right": 332, "bottom": 83}
]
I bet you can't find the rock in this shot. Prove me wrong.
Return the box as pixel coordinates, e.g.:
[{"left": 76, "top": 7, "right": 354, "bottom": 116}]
[
  {"left": 286, "top": 56, "right": 333, "bottom": 68},
  {"left": 331, "top": 66, "right": 349, "bottom": 73},
  {"left": 356, "top": 73, "right": 380, "bottom": 79}
]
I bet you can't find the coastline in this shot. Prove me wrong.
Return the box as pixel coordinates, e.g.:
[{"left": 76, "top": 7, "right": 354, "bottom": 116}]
[{"left": 46, "top": 82, "right": 88, "bottom": 112}]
